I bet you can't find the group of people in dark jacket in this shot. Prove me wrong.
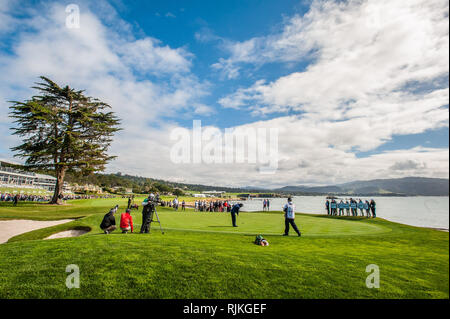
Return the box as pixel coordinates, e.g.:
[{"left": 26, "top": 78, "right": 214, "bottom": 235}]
[{"left": 325, "top": 198, "right": 376, "bottom": 218}]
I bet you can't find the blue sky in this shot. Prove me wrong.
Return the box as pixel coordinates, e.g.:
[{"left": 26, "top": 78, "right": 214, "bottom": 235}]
[
  {"left": 0, "top": 0, "right": 448, "bottom": 187},
  {"left": 120, "top": 0, "right": 314, "bottom": 128}
]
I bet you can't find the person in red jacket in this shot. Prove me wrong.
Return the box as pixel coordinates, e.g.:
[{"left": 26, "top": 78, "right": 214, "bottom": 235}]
[{"left": 120, "top": 209, "right": 134, "bottom": 233}]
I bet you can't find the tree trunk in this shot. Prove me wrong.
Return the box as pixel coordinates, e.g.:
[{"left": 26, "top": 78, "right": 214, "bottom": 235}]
[{"left": 50, "top": 166, "right": 66, "bottom": 204}]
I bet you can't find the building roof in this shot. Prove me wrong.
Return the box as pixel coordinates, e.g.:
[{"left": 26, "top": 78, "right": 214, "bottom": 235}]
[
  {"left": 0, "top": 159, "right": 55, "bottom": 180},
  {"left": 0, "top": 158, "right": 23, "bottom": 166},
  {"left": 34, "top": 173, "right": 56, "bottom": 180}
]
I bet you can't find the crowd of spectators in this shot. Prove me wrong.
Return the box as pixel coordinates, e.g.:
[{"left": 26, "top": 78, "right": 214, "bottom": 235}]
[
  {"left": 194, "top": 200, "right": 232, "bottom": 212},
  {"left": 0, "top": 193, "right": 50, "bottom": 203},
  {"left": 0, "top": 192, "right": 116, "bottom": 203}
]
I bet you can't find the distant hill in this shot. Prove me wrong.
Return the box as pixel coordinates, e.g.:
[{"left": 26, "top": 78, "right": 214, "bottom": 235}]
[
  {"left": 276, "top": 177, "right": 449, "bottom": 196},
  {"left": 64, "top": 172, "right": 251, "bottom": 194},
  {"left": 63, "top": 171, "right": 448, "bottom": 196}
]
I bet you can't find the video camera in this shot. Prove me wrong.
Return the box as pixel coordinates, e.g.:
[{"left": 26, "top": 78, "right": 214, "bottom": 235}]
[{"left": 147, "top": 194, "right": 161, "bottom": 205}]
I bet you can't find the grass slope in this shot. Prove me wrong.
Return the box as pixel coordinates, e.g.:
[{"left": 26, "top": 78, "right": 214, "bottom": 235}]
[{"left": 0, "top": 198, "right": 448, "bottom": 299}]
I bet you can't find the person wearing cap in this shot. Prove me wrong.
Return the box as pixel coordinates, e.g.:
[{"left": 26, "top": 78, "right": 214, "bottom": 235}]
[
  {"left": 100, "top": 205, "right": 118, "bottom": 234},
  {"left": 140, "top": 194, "right": 155, "bottom": 233},
  {"left": 120, "top": 209, "right": 134, "bottom": 233},
  {"left": 282, "top": 197, "right": 301, "bottom": 237},
  {"left": 230, "top": 203, "right": 243, "bottom": 227}
]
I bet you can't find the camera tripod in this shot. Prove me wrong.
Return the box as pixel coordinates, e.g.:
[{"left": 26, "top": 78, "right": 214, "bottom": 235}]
[{"left": 150, "top": 207, "right": 165, "bottom": 235}]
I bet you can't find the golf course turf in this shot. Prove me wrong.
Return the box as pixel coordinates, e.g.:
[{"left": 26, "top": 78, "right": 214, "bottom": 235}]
[{"left": 0, "top": 198, "right": 448, "bottom": 299}]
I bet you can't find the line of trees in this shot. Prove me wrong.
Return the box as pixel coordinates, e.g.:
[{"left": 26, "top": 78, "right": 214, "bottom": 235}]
[{"left": 64, "top": 172, "right": 183, "bottom": 195}]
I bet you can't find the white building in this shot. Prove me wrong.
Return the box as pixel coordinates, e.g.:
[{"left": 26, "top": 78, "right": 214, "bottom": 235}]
[
  {"left": 203, "top": 191, "right": 226, "bottom": 197},
  {"left": 0, "top": 159, "right": 60, "bottom": 191}
]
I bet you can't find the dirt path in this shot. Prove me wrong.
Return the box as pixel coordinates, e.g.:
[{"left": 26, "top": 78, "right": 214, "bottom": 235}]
[{"left": 0, "top": 219, "right": 73, "bottom": 244}]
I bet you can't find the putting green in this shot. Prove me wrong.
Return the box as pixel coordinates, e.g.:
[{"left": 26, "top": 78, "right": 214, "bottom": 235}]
[
  {"left": 0, "top": 198, "right": 390, "bottom": 238},
  {"left": 137, "top": 210, "right": 391, "bottom": 237}
]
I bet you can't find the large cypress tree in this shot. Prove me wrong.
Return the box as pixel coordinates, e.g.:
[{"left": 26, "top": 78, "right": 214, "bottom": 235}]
[{"left": 9, "top": 77, "right": 121, "bottom": 204}]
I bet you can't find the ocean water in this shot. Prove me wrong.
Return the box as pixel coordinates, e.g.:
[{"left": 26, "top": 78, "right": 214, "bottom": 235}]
[{"left": 240, "top": 196, "right": 449, "bottom": 230}]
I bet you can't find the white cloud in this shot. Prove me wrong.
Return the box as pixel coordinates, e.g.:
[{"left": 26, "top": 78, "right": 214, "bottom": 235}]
[
  {"left": 192, "top": 103, "right": 215, "bottom": 115},
  {"left": 213, "top": 0, "right": 449, "bottom": 181},
  {"left": 0, "top": 1, "right": 209, "bottom": 172},
  {"left": 106, "top": 117, "right": 449, "bottom": 187},
  {"left": 0, "top": 0, "right": 448, "bottom": 187},
  {"left": 219, "top": 0, "right": 448, "bottom": 112},
  {"left": 117, "top": 38, "right": 192, "bottom": 75},
  {"left": 0, "top": 0, "right": 17, "bottom": 33},
  {"left": 192, "top": 0, "right": 450, "bottom": 186}
]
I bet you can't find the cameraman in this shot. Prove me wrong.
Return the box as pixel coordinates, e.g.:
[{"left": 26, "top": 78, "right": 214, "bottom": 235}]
[{"left": 140, "top": 194, "right": 156, "bottom": 233}]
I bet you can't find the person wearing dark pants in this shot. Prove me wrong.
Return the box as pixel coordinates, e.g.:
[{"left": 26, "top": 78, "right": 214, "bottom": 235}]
[
  {"left": 330, "top": 199, "right": 337, "bottom": 216},
  {"left": 283, "top": 197, "right": 301, "bottom": 237},
  {"left": 370, "top": 199, "right": 376, "bottom": 218},
  {"left": 13, "top": 194, "right": 19, "bottom": 206},
  {"left": 140, "top": 194, "right": 155, "bottom": 233},
  {"left": 100, "top": 205, "right": 118, "bottom": 234},
  {"left": 230, "top": 203, "right": 243, "bottom": 227}
]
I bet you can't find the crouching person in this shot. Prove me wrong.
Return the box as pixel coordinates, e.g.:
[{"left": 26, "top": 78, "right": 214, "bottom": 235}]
[
  {"left": 100, "top": 205, "right": 118, "bottom": 234},
  {"left": 120, "top": 209, "right": 134, "bottom": 233}
]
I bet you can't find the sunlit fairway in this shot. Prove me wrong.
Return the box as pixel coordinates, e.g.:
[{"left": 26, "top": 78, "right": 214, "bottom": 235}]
[{"left": 0, "top": 198, "right": 448, "bottom": 299}]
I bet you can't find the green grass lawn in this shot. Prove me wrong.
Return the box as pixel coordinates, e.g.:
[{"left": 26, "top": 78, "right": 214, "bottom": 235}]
[{"left": 0, "top": 198, "right": 448, "bottom": 299}]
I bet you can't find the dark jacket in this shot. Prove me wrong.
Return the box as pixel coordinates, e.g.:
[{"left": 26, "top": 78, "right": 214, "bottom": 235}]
[
  {"left": 231, "top": 204, "right": 241, "bottom": 215},
  {"left": 100, "top": 211, "right": 116, "bottom": 229}
]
